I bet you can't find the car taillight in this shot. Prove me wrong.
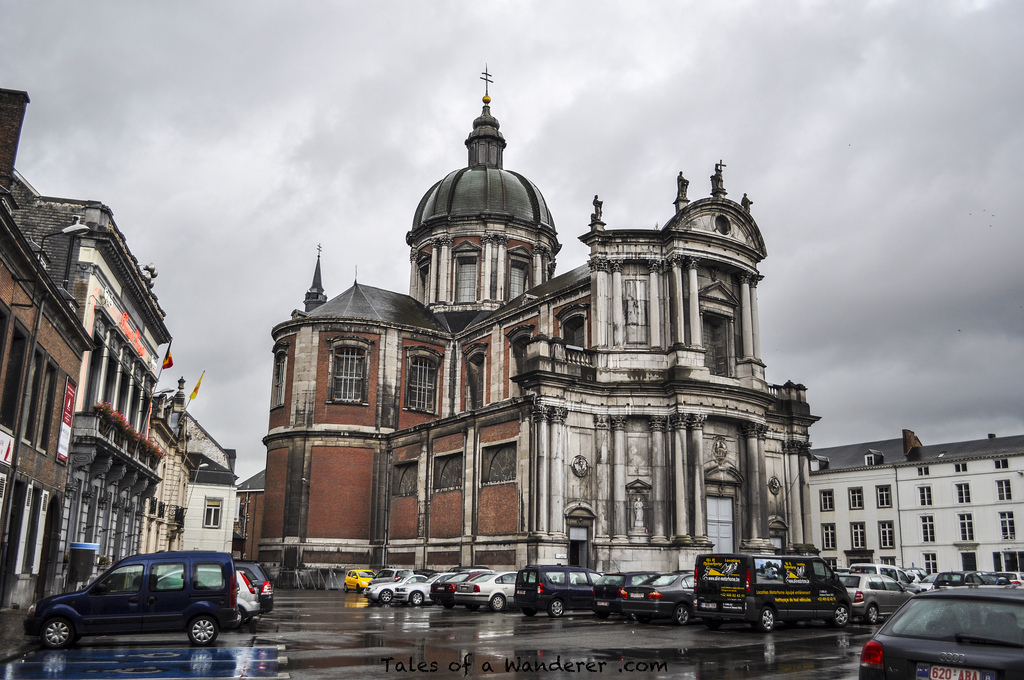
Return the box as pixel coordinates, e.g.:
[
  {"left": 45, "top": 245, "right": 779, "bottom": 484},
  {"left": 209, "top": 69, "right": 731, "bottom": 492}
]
[
  {"left": 230, "top": 576, "right": 237, "bottom": 608},
  {"left": 745, "top": 569, "right": 751, "bottom": 594},
  {"left": 619, "top": 588, "right": 628, "bottom": 598},
  {"left": 854, "top": 590, "right": 864, "bottom": 603},
  {"left": 860, "top": 640, "right": 884, "bottom": 670},
  {"left": 648, "top": 591, "right": 663, "bottom": 600},
  {"left": 538, "top": 583, "right": 544, "bottom": 595},
  {"left": 473, "top": 585, "right": 480, "bottom": 592},
  {"left": 241, "top": 573, "right": 256, "bottom": 595},
  {"left": 262, "top": 581, "right": 273, "bottom": 595}
]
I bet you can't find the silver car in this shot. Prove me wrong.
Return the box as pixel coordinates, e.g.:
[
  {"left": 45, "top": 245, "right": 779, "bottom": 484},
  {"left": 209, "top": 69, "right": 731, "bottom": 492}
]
[
  {"left": 365, "top": 574, "right": 418, "bottom": 604},
  {"left": 453, "top": 571, "right": 518, "bottom": 612},
  {"left": 394, "top": 574, "right": 444, "bottom": 606},
  {"left": 839, "top": 573, "right": 912, "bottom": 625}
]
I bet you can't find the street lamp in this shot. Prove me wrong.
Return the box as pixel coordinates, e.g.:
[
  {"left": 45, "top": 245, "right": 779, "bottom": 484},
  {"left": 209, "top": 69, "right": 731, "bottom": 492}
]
[{"left": 0, "top": 217, "right": 91, "bottom": 604}]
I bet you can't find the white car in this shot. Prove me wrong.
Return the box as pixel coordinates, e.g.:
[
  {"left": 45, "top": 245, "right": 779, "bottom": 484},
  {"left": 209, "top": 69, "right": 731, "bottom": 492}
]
[
  {"left": 395, "top": 574, "right": 444, "bottom": 605},
  {"left": 365, "top": 574, "right": 419, "bottom": 605},
  {"left": 453, "top": 571, "right": 518, "bottom": 612},
  {"left": 236, "top": 570, "right": 261, "bottom": 624}
]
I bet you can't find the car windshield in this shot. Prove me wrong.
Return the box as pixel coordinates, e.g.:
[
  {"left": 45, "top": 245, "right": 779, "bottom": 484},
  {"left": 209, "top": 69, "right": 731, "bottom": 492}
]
[
  {"left": 596, "top": 575, "right": 624, "bottom": 586},
  {"left": 921, "top": 573, "right": 938, "bottom": 583},
  {"left": 888, "top": 598, "right": 1024, "bottom": 646},
  {"left": 356, "top": 571, "right": 374, "bottom": 578},
  {"left": 849, "top": 566, "right": 875, "bottom": 574},
  {"left": 839, "top": 575, "right": 861, "bottom": 588}
]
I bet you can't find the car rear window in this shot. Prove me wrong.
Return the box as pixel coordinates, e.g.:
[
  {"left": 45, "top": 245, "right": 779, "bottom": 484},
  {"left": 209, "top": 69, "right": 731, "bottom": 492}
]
[
  {"left": 518, "top": 571, "right": 538, "bottom": 585},
  {"left": 888, "top": 598, "right": 1024, "bottom": 645},
  {"left": 849, "top": 565, "right": 875, "bottom": 574},
  {"left": 839, "top": 575, "right": 860, "bottom": 588},
  {"left": 193, "top": 563, "right": 226, "bottom": 590},
  {"left": 647, "top": 574, "right": 676, "bottom": 587},
  {"left": 596, "top": 575, "right": 624, "bottom": 586}
]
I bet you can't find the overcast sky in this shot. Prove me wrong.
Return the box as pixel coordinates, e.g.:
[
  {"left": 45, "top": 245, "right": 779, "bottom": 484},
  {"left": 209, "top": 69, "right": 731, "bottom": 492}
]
[{"left": 2, "top": 1, "right": 1022, "bottom": 483}]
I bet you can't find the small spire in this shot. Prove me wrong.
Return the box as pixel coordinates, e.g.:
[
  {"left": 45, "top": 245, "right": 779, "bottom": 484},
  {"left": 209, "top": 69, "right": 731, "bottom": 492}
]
[
  {"left": 466, "top": 67, "right": 505, "bottom": 169},
  {"left": 304, "top": 247, "right": 327, "bottom": 312}
]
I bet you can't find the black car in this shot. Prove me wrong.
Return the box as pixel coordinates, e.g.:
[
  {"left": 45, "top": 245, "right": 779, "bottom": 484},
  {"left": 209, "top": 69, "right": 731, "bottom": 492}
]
[
  {"left": 235, "top": 561, "right": 274, "bottom": 614},
  {"left": 430, "top": 570, "right": 492, "bottom": 608},
  {"left": 860, "top": 586, "right": 1024, "bottom": 680},
  {"left": 931, "top": 571, "right": 1008, "bottom": 587},
  {"left": 514, "top": 565, "right": 601, "bottom": 618},
  {"left": 592, "top": 572, "right": 659, "bottom": 619},
  {"left": 620, "top": 572, "right": 696, "bottom": 625}
]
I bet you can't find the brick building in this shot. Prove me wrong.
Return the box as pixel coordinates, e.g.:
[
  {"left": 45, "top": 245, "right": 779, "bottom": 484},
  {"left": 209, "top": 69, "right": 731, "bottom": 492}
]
[
  {"left": 0, "top": 88, "right": 92, "bottom": 606},
  {"left": 234, "top": 470, "right": 264, "bottom": 561},
  {"left": 260, "top": 94, "right": 819, "bottom": 573}
]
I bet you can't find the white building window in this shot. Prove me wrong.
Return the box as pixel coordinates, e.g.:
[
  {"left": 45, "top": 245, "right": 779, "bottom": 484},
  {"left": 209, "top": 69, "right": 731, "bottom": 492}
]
[
  {"left": 849, "top": 487, "right": 864, "bottom": 510},
  {"left": 917, "top": 466, "right": 929, "bottom": 476},
  {"left": 879, "top": 521, "right": 895, "bottom": 549},
  {"left": 820, "top": 489, "right": 834, "bottom": 512},
  {"left": 821, "top": 523, "right": 836, "bottom": 550},
  {"left": 923, "top": 552, "right": 937, "bottom": 573},
  {"left": 956, "top": 482, "right": 971, "bottom": 504},
  {"left": 955, "top": 462, "right": 968, "bottom": 473},
  {"left": 919, "top": 486, "right": 932, "bottom": 506},
  {"left": 851, "top": 522, "right": 866, "bottom": 549},
  {"left": 876, "top": 485, "right": 892, "bottom": 508},
  {"left": 204, "top": 498, "right": 222, "bottom": 529},
  {"left": 995, "top": 458, "right": 1009, "bottom": 469},
  {"left": 921, "top": 516, "right": 935, "bottom": 543},
  {"left": 997, "top": 479, "right": 1012, "bottom": 501},
  {"left": 958, "top": 513, "right": 974, "bottom": 542},
  {"left": 1000, "top": 512, "right": 1016, "bottom": 540}
]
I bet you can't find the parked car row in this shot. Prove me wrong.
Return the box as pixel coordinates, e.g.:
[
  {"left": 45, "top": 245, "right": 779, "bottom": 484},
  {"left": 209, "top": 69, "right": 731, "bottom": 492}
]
[{"left": 24, "top": 552, "right": 276, "bottom": 650}]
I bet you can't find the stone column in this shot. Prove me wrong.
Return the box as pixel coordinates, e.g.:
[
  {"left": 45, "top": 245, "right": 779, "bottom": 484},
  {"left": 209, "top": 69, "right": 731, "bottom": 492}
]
[
  {"left": 742, "top": 423, "right": 762, "bottom": 541},
  {"left": 740, "top": 274, "right": 754, "bottom": 358},
  {"left": 751, "top": 276, "right": 762, "bottom": 359},
  {"left": 670, "top": 256, "right": 686, "bottom": 345},
  {"left": 611, "top": 260, "right": 624, "bottom": 347},
  {"left": 589, "top": 258, "right": 609, "bottom": 348},
  {"left": 428, "top": 241, "right": 439, "bottom": 305},
  {"left": 756, "top": 424, "right": 770, "bottom": 539},
  {"left": 688, "top": 414, "right": 708, "bottom": 540},
  {"left": 595, "top": 415, "right": 611, "bottom": 539},
  {"left": 670, "top": 414, "right": 689, "bottom": 540},
  {"left": 533, "top": 405, "right": 549, "bottom": 534},
  {"left": 532, "top": 245, "right": 543, "bottom": 287},
  {"left": 647, "top": 260, "right": 662, "bottom": 348},
  {"left": 494, "top": 235, "right": 508, "bottom": 300},
  {"left": 686, "top": 258, "right": 702, "bottom": 347},
  {"left": 548, "top": 407, "right": 568, "bottom": 536},
  {"left": 611, "top": 415, "right": 628, "bottom": 540},
  {"left": 784, "top": 440, "right": 802, "bottom": 545},
  {"left": 649, "top": 416, "right": 668, "bottom": 543},
  {"left": 110, "top": 349, "right": 125, "bottom": 413},
  {"left": 481, "top": 235, "right": 494, "bottom": 300},
  {"left": 438, "top": 235, "right": 453, "bottom": 303},
  {"left": 409, "top": 249, "right": 419, "bottom": 301}
]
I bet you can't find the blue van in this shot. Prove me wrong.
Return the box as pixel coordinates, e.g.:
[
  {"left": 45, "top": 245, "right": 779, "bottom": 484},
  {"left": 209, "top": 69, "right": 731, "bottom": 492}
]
[
  {"left": 25, "top": 550, "right": 239, "bottom": 648},
  {"left": 514, "top": 565, "right": 601, "bottom": 618}
]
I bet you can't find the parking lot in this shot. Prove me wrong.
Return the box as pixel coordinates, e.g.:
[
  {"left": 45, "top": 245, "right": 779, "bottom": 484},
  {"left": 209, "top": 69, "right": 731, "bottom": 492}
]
[{"left": 5, "top": 590, "right": 875, "bottom": 679}]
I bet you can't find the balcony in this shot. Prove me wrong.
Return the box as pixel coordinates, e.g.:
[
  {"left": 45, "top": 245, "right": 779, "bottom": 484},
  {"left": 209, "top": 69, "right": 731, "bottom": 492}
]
[{"left": 72, "top": 412, "right": 163, "bottom": 477}]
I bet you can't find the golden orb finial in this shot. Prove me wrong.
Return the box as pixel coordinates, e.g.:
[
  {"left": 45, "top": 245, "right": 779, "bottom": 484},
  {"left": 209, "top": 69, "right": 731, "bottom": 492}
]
[{"left": 483, "top": 94, "right": 491, "bottom": 104}]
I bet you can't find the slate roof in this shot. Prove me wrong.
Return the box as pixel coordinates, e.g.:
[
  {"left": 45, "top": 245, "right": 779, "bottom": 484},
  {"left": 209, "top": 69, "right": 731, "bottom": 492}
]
[
  {"left": 812, "top": 434, "right": 1024, "bottom": 471},
  {"left": 237, "top": 470, "right": 265, "bottom": 492},
  {"left": 193, "top": 454, "right": 237, "bottom": 486},
  {"left": 309, "top": 281, "right": 447, "bottom": 332}
]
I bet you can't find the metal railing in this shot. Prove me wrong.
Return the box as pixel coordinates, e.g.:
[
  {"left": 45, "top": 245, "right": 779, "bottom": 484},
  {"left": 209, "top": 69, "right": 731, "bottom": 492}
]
[{"left": 273, "top": 567, "right": 346, "bottom": 590}]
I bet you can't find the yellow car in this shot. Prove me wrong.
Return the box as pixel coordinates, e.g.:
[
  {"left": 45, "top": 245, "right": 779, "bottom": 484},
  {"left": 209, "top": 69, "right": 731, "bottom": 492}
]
[{"left": 344, "top": 569, "right": 376, "bottom": 592}]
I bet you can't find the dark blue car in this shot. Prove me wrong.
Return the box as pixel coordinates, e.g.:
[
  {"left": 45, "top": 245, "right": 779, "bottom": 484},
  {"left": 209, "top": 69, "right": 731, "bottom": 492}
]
[
  {"left": 24, "top": 550, "right": 239, "bottom": 648},
  {"left": 514, "top": 565, "right": 601, "bottom": 618}
]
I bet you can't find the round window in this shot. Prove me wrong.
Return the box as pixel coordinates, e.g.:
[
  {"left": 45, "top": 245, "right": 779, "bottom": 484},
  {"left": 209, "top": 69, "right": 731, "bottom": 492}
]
[{"left": 715, "top": 215, "right": 731, "bottom": 234}]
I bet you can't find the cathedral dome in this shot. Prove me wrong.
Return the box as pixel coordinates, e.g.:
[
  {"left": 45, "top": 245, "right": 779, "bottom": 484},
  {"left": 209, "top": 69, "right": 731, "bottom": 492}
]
[{"left": 411, "top": 97, "right": 555, "bottom": 233}]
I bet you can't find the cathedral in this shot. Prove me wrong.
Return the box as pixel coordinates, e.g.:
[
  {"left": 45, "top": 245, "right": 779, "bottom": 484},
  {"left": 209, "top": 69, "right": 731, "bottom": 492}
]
[{"left": 259, "top": 92, "right": 819, "bottom": 573}]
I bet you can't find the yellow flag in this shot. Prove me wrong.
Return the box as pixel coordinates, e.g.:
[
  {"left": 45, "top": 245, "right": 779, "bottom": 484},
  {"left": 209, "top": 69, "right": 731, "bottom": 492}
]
[{"left": 190, "top": 371, "right": 205, "bottom": 400}]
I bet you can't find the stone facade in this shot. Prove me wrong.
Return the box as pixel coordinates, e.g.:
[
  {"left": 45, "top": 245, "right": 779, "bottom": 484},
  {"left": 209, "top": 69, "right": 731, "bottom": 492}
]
[{"left": 260, "top": 97, "right": 819, "bottom": 573}]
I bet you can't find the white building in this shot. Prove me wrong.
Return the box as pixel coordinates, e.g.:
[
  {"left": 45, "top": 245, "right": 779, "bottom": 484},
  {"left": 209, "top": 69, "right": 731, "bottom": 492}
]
[
  {"left": 809, "top": 430, "right": 1024, "bottom": 573},
  {"left": 180, "top": 415, "right": 236, "bottom": 553}
]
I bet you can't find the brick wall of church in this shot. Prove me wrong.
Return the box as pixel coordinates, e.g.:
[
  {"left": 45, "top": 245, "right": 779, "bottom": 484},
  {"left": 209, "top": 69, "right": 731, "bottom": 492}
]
[
  {"left": 433, "top": 432, "right": 463, "bottom": 454},
  {"left": 390, "top": 495, "right": 418, "bottom": 539},
  {"left": 316, "top": 331, "right": 380, "bottom": 428},
  {"left": 262, "top": 448, "right": 288, "bottom": 538},
  {"left": 480, "top": 419, "right": 519, "bottom": 444},
  {"left": 478, "top": 484, "right": 518, "bottom": 535},
  {"left": 428, "top": 490, "right": 463, "bottom": 538},
  {"left": 394, "top": 442, "right": 420, "bottom": 463},
  {"left": 307, "top": 446, "right": 373, "bottom": 539}
]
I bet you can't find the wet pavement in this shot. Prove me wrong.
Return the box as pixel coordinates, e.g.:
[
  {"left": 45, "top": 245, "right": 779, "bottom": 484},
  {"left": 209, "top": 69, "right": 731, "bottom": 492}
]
[{"left": 1, "top": 590, "right": 875, "bottom": 678}]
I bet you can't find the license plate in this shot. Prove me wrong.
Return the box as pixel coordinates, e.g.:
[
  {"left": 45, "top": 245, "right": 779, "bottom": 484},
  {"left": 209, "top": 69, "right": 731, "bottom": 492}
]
[
  {"left": 516, "top": 589, "right": 525, "bottom": 595},
  {"left": 629, "top": 592, "right": 645, "bottom": 598},
  {"left": 596, "top": 601, "right": 609, "bottom": 607},
  {"left": 699, "top": 601, "right": 717, "bottom": 610},
  {"left": 916, "top": 664, "right": 996, "bottom": 680}
]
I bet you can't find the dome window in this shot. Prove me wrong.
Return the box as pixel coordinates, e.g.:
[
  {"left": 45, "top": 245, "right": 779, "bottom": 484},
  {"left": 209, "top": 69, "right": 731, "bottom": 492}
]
[{"left": 715, "top": 215, "right": 731, "bottom": 235}]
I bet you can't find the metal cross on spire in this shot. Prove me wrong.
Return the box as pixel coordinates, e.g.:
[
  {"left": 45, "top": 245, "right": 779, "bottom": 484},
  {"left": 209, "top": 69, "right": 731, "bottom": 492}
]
[
  {"left": 316, "top": 243, "right": 322, "bottom": 256},
  {"left": 480, "top": 65, "right": 493, "bottom": 97}
]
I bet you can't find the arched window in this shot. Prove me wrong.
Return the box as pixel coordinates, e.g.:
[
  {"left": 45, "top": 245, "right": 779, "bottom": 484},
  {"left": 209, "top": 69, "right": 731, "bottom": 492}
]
[
  {"left": 433, "top": 455, "right": 463, "bottom": 491},
  {"left": 406, "top": 355, "right": 438, "bottom": 413},
  {"left": 332, "top": 346, "right": 366, "bottom": 402},
  {"left": 394, "top": 464, "right": 417, "bottom": 496},
  {"left": 561, "top": 316, "right": 586, "bottom": 348},
  {"left": 465, "top": 353, "right": 485, "bottom": 410},
  {"left": 271, "top": 351, "right": 287, "bottom": 407},
  {"left": 483, "top": 445, "right": 516, "bottom": 484}
]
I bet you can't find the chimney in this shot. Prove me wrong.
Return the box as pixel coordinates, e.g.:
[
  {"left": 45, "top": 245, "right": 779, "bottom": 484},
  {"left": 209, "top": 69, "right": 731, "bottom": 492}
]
[
  {"left": 902, "top": 429, "right": 923, "bottom": 454},
  {"left": 989, "top": 433, "right": 996, "bottom": 439},
  {"left": 0, "top": 88, "right": 29, "bottom": 190}
]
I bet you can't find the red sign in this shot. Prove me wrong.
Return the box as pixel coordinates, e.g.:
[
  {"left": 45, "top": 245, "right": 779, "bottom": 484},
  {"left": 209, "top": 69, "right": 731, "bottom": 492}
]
[{"left": 56, "top": 378, "right": 77, "bottom": 463}]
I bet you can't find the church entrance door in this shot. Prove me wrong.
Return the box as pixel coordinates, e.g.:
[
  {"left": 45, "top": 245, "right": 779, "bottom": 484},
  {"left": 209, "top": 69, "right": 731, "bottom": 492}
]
[
  {"left": 707, "top": 496, "right": 733, "bottom": 553},
  {"left": 568, "top": 526, "right": 589, "bottom": 568}
]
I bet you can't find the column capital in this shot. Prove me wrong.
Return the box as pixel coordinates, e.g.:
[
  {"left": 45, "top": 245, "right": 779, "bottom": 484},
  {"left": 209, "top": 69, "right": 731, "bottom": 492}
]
[
  {"left": 610, "top": 415, "right": 628, "bottom": 431},
  {"left": 609, "top": 259, "right": 624, "bottom": 273},
  {"left": 435, "top": 235, "right": 453, "bottom": 248},
  {"left": 686, "top": 413, "right": 707, "bottom": 429},
  {"left": 667, "top": 254, "right": 686, "bottom": 268},
  {"left": 750, "top": 274, "right": 763, "bottom": 287},
  {"left": 493, "top": 233, "right": 509, "bottom": 246},
  {"left": 532, "top": 405, "right": 549, "bottom": 422},
  {"left": 594, "top": 414, "right": 610, "bottom": 429},
  {"left": 588, "top": 257, "right": 609, "bottom": 272},
  {"left": 648, "top": 415, "right": 667, "bottom": 432},
  {"left": 647, "top": 259, "right": 664, "bottom": 273},
  {"left": 481, "top": 234, "right": 496, "bottom": 245},
  {"left": 783, "top": 439, "right": 811, "bottom": 455},
  {"left": 755, "top": 423, "right": 769, "bottom": 440},
  {"left": 741, "top": 422, "right": 760, "bottom": 438},
  {"left": 684, "top": 256, "right": 700, "bottom": 271},
  {"left": 670, "top": 412, "right": 687, "bottom": 430},
  {"left": 740, "top": 272, "right": 756, "bottom": 285},
  {"left": 410, "top": 248, "right": 418, "bottom": 262},
  {"left": 549, "top": 407, "right": 568, "bottom": 425},
  {"left": 535, "top": 244, "right": 550, "bottom": 256}
]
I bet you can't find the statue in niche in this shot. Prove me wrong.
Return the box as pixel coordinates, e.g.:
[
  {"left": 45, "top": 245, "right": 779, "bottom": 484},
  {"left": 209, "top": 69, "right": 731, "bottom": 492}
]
[{"left": 633, "top": 497, "right": 645, "bottom": 528}]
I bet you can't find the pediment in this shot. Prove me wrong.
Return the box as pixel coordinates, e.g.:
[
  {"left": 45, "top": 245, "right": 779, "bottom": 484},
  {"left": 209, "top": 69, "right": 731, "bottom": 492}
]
[
  {"left": 700, "top": 281, "right": 739, "bottom": 306},
  {"left": 625, "top": 479, "right": 652, "bottom": 492}
]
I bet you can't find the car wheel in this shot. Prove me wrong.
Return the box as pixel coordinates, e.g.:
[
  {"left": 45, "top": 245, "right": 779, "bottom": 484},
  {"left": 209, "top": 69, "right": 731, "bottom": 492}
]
[
  {"left": 379, "top": 589, "right": 394, "bottom": 604},
  {"left": 827, "top": 603, "right": 850, "bottom": 628},
  {"left": 466, "top": 604, "right": 481, "bottom": 611},
  {"left": 188, "top": 614, "right": 219, "bottom": 646},
  {"left": 672, "top": 603, "right": 691, "bottom": 626},
  {"left": 241, "top": 612, "right": 253, "bottom": 625},
  {"left": 865, "top": 603, "right": 879, "bottom": 625},
  {"left": 636, "top": 615, "right": 653, "bottom": 624},
  {"left": 489, "top": 594, "right": 506, "bottom": 612},
  {"left": 442, "top": 601, "right": 455, "bottom": 609},
  {"left": 547, "top": 599, "right": 565, "bottom": 618},
  {"left": 753, "top": 606, "right": 775, "bottom": 633},
  {"left": 410, "top": 591, "right": 424, "bottom": 606},
  {"left": 594, "top": 611, "right": 610, "bottom": 620},
  {"left": 704, "top": 618, "right": 722, "bottom": 630},
  {"left": 522, "top": 608, "right": 537, "bottom": 617},
  {"left": 343, "top": 584, "right": 350, "bottom": 592},
  {"left": 40, "top": 617, "right": 75, "bottom": 649}
]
